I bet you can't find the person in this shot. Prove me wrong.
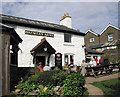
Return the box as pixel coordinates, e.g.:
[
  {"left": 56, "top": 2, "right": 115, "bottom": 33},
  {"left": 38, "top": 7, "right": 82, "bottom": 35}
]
[
  {"left": 67, "top": 65, "right": 71, "bottom": 74},
  {"left": 95, "top": 57, "right": 98, "bottom": 65},
  {"left": 68, "top": 61, "right": 74, "bottom": 67},
  {"left": 92, "top": 59, "right": 97, "bottom": 66},
  {"left": 37, "top": 62, "right": 43, "bottom": 72},
  {"left": 73, "top": 65, "right": 77, "bottom": 72},
  {"left": 43, "top": 64, "right": 51, "bottom": 71},
  {"left": 66, "top": 61, "right": 73, "bottom": 74},
  {"left": 68, "top": 61, "right": 76, "bottom": 72},
  {"left": 63, "top": 63, "right": 68, "bottom": 71},
  {"left": 99, "top": 57, "right": 104, "bottom": 65},
  {"left": 80, "top": 60, "right": 89, "bottom": 76},
  {"left": 89, "top": 59, "right": 94, "bottom": 67}
]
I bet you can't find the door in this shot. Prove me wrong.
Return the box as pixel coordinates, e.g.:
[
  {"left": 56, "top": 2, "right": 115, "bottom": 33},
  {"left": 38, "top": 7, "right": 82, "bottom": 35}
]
[{"left": 36, "top": 56, "right": 45, "bottom": 67}]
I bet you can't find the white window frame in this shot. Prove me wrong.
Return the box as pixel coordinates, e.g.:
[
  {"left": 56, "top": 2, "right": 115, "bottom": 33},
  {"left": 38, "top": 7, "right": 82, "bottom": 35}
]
[
  {"left": 64, "top": 54, "right": 74, "bottom": 65},
  {"left": 108, "top": 34, "right": 113, "bottom": 41},
  {"left": 90, "top": 38, "right": 94, "bottom": 42}
]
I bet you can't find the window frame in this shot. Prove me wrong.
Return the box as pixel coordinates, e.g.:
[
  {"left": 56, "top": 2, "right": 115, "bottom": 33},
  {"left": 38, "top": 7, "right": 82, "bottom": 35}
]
[
  {"left": 64, "top": 33, "right": 71, "bottom": 43},
  {"left": 89, "top": 38, "right": 94, "bottom": 42},
  {"left": 108, "top": 34, "right": 113, "bottom": 41}
]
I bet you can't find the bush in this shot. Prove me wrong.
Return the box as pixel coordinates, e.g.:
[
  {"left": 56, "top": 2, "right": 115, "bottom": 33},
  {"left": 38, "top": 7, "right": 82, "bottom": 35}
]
[
  {"left": 17, "top": 83, "right": 25, "bottom": 89},
  {"left": 16, "top": 70, "right": 87, "bottom": 96},
  {"left": 62, "top": 72, "right": 85, "bottom": 96},
  {"left": 51, "top": 71, "right": 68, "bottom": 86},
  {"left": 37, "top": 70, "right": 61, "bottom": 86}
]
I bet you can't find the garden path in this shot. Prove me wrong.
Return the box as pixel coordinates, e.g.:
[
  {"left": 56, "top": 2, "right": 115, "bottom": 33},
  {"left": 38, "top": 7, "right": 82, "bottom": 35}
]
[
  {"left": 85, "top": 72, "right": 120, "bottom": 96},
  {"left": 86, "top": 72, "right": 120, "bottom": 83},
  {"left": 85, "top": 84, "right": 104, "bottom": 96}
]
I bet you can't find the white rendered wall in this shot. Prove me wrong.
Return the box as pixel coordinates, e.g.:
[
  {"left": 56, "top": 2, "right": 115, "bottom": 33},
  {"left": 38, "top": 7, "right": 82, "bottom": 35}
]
[{"left": 15, "top": 26, "right": 85, "bottom": 67}]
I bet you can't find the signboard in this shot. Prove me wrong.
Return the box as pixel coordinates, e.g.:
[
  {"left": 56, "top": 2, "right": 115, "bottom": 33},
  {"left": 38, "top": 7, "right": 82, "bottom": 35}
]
[
  {"left": 55, "top": 53, "right": 62, "bottom": 70},
  {"left": 25, "top": 30, "right": 54, "bottom": 38}
]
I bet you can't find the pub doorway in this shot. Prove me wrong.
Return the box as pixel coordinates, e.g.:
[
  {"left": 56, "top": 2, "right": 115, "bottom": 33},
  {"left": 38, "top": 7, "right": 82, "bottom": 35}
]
[{"left": 36, "top": 56, "right": 45, "bottom": 67}]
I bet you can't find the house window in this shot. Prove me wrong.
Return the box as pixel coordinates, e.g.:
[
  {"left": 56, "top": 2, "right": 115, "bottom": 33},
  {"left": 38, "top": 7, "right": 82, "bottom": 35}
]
[
  {"left": 90, "top": 38, "right": 94, "bottom": 42},
  {"left": 64, "top": 54, "right": 74, "bottom": 65},
  {"left": 65, "top": 55, "right": 69, "bottom": 65},
  {"left": 70, "top": 55, "right": 74, "bottom": 64},
  {"left": 64, "top": 33, "right": 71, "bottom": 43},
  {"left": 108, "top": 34, "right": 113, "bottom": 41}
]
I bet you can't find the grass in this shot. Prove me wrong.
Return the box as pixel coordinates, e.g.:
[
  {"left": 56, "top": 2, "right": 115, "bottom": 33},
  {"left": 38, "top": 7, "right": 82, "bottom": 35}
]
[{"left": 91, "top": 78, "right": 120, "bottom": 96}]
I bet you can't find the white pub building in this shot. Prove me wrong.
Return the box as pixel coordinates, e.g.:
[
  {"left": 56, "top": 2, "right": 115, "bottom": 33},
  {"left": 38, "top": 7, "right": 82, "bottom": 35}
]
[{"left": 1, "top": 13, "right": 85, "bottom": 67}]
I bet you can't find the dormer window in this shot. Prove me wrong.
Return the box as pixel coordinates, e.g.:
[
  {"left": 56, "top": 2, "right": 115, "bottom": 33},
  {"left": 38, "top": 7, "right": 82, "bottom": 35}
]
[
  {"left": 64, "top": 33, "right": 71, "bottom": 43},
  {"left": 90, "top": 38, "right": 94, "bottom": 42},
  {"left": 108, "top": 34, "right": 113, "bottom": 41}
]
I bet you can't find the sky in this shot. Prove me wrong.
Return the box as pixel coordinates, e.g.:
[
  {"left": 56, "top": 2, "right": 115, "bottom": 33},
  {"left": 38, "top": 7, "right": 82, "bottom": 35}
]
[{"left": 1, "top": 1, "right": 119, "bottom": 34}]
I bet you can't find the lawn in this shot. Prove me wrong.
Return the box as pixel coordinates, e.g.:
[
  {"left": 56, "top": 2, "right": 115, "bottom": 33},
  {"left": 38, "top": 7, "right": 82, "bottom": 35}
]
[{"left": 91, "top": 78, "right": 120, "bottom": 96}]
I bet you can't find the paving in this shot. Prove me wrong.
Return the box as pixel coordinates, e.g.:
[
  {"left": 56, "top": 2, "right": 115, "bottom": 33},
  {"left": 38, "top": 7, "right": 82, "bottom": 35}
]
[
  {"left": 84, "top": 72, "right": 120, "bottom": 96},
  {"left": 86, "top": 72, "right": 120, "bottom": 84}
]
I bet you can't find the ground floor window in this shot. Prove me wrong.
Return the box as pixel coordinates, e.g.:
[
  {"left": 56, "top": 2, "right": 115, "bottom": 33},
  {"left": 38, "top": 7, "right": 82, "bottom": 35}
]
[
  {"left": 64, "top": 54, "right": 74, "bottom": 65},
  {"left": 65, "top": 55, "right": 69, "bottom": 65}
]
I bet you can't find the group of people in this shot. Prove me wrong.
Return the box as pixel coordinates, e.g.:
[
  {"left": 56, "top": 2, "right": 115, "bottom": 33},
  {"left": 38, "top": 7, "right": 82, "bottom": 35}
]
[
  {"left": 89, "top": 57, "right": 104, "bottom": 67},
  {"left": 36, "top": 57, "right": 104, "bottom": 76},
  {"left": 80, "top": 57, "right": 104, "bottom": 76},
  {"left": 37, "top": 62, "right": 51, "bottom": 72},
  {"left": 66, "top": 61, "right": 77, "bottom": 74}
]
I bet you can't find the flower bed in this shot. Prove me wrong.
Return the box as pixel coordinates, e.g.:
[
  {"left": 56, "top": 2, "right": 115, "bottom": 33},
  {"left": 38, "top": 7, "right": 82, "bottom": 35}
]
[{"left": 14, "top": 70, "right": 87, "bottom": 96}]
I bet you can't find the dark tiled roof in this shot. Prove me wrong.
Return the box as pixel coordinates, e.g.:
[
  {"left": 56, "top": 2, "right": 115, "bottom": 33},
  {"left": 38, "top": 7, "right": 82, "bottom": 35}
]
[
  {"left": 89, "top": 40, "right": 118, "bottom": 49},
  {"left": 85, "top": 48, "right": 103, "bottom": 55},
  {"left": 89, "top": 43, "right": 104, "bottom": 49},
  {"left": 0, "top": 14, "right": 85, "bottom": 36}
]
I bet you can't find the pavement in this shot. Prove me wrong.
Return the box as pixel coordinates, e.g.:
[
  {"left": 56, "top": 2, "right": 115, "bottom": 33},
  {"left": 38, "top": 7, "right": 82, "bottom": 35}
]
[{"left": 84, "top": 72, "right": 120, "bottom": 96}]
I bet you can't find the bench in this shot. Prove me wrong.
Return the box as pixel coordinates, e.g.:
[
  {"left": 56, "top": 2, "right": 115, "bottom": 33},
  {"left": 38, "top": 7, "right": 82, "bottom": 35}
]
[
  {"left": 85, "top": 64, "right": 115, "bottom": 77},
  {"left": 85, "top": 63, "right": 120, "bottom": 77}
]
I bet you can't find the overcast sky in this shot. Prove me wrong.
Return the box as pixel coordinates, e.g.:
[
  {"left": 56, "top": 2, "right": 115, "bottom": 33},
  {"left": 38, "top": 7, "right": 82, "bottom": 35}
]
[{"left": 1, "top": 2, "right": 118, "bottom": 34}]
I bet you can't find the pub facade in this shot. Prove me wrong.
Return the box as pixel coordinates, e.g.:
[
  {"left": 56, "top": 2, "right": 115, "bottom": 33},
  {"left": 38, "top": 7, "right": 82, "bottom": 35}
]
[{"left": 1, "top": 13, "right": 85, "bottom": 67}]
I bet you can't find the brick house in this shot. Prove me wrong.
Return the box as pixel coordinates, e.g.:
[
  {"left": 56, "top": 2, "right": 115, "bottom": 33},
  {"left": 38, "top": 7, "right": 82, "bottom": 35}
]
[{"left": 85, "top": 24, "right": 120, "bottom": 63}]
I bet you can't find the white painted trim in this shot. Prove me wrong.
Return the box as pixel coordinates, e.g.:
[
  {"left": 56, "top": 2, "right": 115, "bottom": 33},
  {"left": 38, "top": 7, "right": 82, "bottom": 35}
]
[
  {"left": 85, "top": 30, "right": 98, "bottom": 36},
  {"left": 90, "top": 38, "right": 95, "bottom": 42},
  {"left": 0, "top": 23, "right": 14, "bottom": 29},
  {"left": 100, "top": 24, "right": 120, "bottom": 35}
]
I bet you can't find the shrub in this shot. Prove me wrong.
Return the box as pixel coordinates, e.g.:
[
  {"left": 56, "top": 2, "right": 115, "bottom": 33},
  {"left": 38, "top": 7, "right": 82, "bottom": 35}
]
[
  {"left": 27, "top": 70, "right": 61, "bottom": 86},
  {"left": 62, "top": 72, "right": 85, "bottom": 96},
  {"left": 51, "top": 71, "right": 68, "bottom": 86},
  {"left": 17, "top": 83, "right": 25, "bottom": 89}
]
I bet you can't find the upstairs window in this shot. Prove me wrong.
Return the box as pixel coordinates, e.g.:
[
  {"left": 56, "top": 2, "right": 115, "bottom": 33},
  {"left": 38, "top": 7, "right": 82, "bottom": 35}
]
[
  {"left": 108, "top": 34, "right": 113, "bottom": 41},
  {"left": 64, "top": 33, "right": 71, "bottom": 43},
  {"left": 90, "top": 38, "right": 94, "bottom": 42}
]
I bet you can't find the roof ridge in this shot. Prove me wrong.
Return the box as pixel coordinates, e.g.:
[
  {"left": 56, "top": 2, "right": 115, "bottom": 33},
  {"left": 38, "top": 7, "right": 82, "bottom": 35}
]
[
  {"left": 85, "top": 29, "right": 98, "bottom": 36},
  {"left": 0, "top": 14, "right": 85, "bottom": 36},
  {"left": 100, "top": 23, "right": 120, "bottom": 35}
]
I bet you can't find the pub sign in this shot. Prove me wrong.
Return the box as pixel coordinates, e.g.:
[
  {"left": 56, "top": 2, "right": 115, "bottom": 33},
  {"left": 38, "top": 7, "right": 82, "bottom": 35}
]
[{"left": 55, "top": 53, "right": 62, "bottom": 69}]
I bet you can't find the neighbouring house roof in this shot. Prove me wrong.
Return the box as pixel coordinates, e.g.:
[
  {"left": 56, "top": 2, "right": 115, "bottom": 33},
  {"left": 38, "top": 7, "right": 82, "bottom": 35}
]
[
  {"left": 30, "top": 38, "right": 56, "bottom": 53},
  {"left": 0, "top": 14, "right": 85, "bottom": 36},
  {"left": 85, "top": 29, "right": 98, "bottom": 36},
  {"left": 85, "top": 48, "right": 103, "bottom": 55},
  {"left": 89, "top": 40, "right": 118, "bottom": 49},
  {"left": 0, "top": 23, "right": 22, "bottom": 43},
  {"left": 100, "top": 24, "right": 120, "bottom": 35}
]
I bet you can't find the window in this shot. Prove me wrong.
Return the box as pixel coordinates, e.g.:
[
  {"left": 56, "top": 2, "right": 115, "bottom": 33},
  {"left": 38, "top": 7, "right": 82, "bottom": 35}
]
[
  {"left": 65, "top": 55, "right": 69, "bottom": 65},
  {"left": 90, "top": 38, "right": 94, "bottom": 42},
  {"left": 64, "top": 54, "right": 74, "bottom": 65},
  {"left": 64, "top": 33, "right": 71, "bottom": 43},
  {"left": 108, "top": 34, "right": 113, "bottom": 41},
  {"left": 70, "top": 55, "right": 74, "bottom": 64}
]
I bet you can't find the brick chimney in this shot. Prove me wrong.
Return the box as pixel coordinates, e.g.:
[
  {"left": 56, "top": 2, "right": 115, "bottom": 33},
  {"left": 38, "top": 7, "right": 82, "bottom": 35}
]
[{"left": 60, "top": 13, "right": 72, "bottom": 28}]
